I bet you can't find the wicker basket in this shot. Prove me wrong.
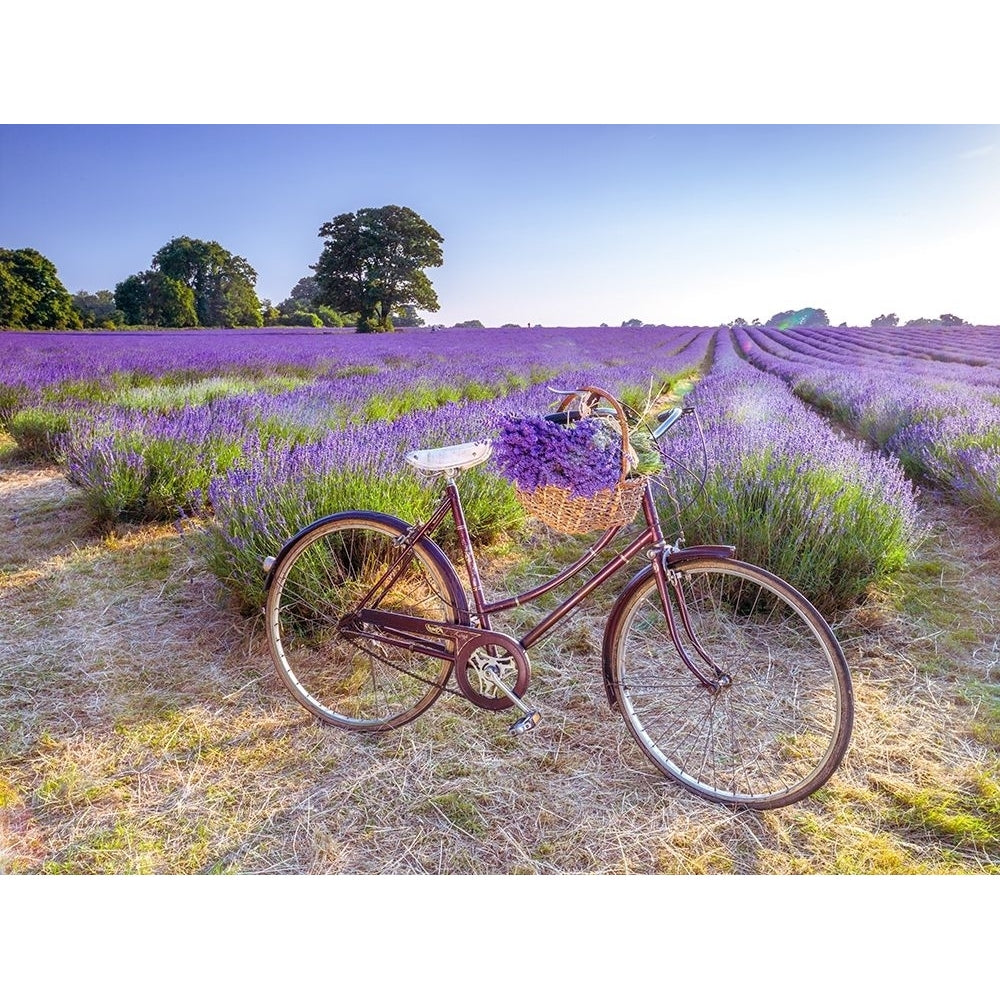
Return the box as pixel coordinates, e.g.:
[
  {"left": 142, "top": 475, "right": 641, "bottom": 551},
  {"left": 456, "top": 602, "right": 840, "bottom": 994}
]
[{"left": 515, "top": 386, "right": 648, "bottom": 535}]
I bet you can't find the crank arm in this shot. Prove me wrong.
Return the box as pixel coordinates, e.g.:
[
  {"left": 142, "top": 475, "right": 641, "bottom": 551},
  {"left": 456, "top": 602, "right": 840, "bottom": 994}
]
[{"left": 482, "top": 668, "right": 542, "bottom": 734}]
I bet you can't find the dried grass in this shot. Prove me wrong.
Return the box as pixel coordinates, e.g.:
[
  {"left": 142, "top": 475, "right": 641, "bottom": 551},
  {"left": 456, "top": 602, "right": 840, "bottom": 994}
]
[{"left": 2, "top": 459, "right": 999, "bottom": 875}]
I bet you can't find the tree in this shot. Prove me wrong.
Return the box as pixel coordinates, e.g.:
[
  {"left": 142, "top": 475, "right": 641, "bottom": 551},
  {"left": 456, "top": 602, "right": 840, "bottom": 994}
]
[
  {"left": 870, "top": 313, "right": 899, "bottom": 327},
  {"left": 390, "top": 304, "right": 426, "bottom": 327},
  {"left": 152, "top": 236, "right": 262, "bottom": 327},
  {"left": 277, "top": 275, "right": 320, "bottom": 314},
  {"left": 312, "top": 205, "right": 443, "bottom": 332},
  {"left": 115, "top": 271, "right": 198, "bottom": 327},
  {"left": 0, "top": 248, "right": 81, "bottom": 329},
  {"left": 903, "top": 314, "right": 967, "bottom": 328},
  {"left": 72, "top": 289, "right": 125, "bottom": 329},
  {"left": 260, "top": 299, "right": 281, "bottom": 325},
  {"left": 454, "top": 319, "right": 484, "bottom": 328},
  {"left": 767, "top": 307, "right": 830, "bottom": 328},
  {"left": 622, "top": 318, "right": 643, "bottom": 327}
]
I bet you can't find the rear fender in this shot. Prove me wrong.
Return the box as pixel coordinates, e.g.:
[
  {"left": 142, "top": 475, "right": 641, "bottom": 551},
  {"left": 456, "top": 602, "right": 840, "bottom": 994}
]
[{"left": 262, "top": 510, "right": 470, "bottom": 625}]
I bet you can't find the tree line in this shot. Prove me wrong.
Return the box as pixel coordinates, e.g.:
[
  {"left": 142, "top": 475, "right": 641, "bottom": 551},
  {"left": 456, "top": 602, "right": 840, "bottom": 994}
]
[
  {"left": 2, "top": 209, "right": 977, "bottom": 333},
  {"left": 0, "top": 205, "right": 444, "bottom": 332}
]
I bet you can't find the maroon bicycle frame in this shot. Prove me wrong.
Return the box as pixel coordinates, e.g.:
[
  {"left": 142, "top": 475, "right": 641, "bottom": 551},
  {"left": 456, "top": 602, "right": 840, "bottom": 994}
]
[{"left": 356, "top": 474, "right": 734, "bottom": 692}]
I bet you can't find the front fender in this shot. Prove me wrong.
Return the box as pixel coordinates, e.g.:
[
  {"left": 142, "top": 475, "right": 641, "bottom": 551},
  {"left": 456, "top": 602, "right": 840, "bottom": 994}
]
[{"left": 600, "top": 545, "right": 737, "bottom": 708}]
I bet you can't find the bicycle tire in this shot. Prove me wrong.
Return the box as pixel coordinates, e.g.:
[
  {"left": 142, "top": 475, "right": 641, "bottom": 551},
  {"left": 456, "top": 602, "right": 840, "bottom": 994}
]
[
  {"left": 265, "top": 513, "right": 466, "bottom": 731},
  {"left": 606, "top": 557, "right": 853, "bottom": 809}
]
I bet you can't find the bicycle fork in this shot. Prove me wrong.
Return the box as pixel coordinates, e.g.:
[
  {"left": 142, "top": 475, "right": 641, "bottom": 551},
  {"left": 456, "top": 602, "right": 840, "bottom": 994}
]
[{"left": 651, "top": 554, "right": 732, "bottom": 693}]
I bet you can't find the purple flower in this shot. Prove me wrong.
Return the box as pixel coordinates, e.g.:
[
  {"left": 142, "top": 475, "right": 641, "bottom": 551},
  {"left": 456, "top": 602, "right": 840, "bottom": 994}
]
[{"left": 492, "top": 414, "right": 622, "bottom": 498}]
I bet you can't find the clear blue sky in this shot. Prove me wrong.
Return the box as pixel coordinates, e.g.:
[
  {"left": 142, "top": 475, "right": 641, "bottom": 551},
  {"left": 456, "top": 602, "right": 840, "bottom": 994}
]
[{"left": 3, "top": 123, "right": 998, "bottom": 327}]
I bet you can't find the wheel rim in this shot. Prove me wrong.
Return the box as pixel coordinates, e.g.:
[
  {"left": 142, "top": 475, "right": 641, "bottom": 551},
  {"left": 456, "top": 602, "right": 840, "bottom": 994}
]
[
  {"left": 267, "top": 520, "right": 457, "bottom": 730},
  {"left": 615, "top": 562, "right": 850, "bottom": 807}
]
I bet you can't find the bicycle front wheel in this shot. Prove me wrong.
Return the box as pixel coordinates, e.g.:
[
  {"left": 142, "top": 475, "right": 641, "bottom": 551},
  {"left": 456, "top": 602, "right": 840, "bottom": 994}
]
[
  {"left": 608, "top": 557, "right": 853, "bottom": 809},
  {"left": 265, "top": 514, "right": 464, "bottom": 731}
]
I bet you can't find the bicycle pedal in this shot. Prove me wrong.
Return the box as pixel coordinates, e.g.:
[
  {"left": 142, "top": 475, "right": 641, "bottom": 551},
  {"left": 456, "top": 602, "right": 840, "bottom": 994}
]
[{"left": 509, "top": 710, "right": 542, "bottom": 736}]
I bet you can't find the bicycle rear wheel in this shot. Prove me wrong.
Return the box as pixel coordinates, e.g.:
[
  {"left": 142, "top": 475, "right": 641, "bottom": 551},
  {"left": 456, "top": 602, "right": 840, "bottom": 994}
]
[
  {"left": 608, "top": 557, "right": 853, "bottom": 809},
  {"left": 265, "top": 513, "right": 465, "bottom": 731}
]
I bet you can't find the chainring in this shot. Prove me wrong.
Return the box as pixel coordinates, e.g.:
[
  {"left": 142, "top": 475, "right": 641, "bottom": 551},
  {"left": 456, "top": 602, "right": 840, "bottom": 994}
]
[{"left": 453, "top": 635, "right": 531, "bottom": 710}]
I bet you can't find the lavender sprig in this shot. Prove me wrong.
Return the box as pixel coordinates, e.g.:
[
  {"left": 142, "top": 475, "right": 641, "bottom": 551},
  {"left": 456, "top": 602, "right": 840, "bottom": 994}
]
[{"left": 492, "top": 415, "right": 622, "bottom": 498}]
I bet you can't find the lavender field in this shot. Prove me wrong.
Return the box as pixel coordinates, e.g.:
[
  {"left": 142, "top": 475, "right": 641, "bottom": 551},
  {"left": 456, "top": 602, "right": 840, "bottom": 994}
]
[
  {"left": 2, "top": 324, "right": 999, "bottom": 874},
  {"left": 2, "top": 322, "right": 963, "bottom": 608}
]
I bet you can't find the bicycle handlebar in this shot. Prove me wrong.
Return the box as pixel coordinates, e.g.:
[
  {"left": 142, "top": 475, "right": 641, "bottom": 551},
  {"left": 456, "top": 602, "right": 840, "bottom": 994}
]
[
  {"left": 543, "top": 393, "right": 694, "bottom": 440},
  {"left": 651, "top": 405, "right": 694, "bottom": 440}
]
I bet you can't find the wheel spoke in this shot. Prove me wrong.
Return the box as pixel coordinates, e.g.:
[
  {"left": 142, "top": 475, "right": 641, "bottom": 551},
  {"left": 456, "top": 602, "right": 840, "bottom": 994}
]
[
  {"left": 612, "top": 558, "right": 853, "bottom": 808},
  {"left": 265, "top": 517, "right": 461, "bottom": 730}
]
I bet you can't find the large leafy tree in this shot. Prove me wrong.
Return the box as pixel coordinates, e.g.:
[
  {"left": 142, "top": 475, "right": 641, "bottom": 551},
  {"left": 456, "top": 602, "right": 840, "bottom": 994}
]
[
  {"left": 312, "top": 205, "right": 443, "bottom": 332},
  {"left": 115, "top": 271, "right": 198, "bottom": 327},
  {"left": 870, "top": 313, "right": 899, "bottom": 327},
  {"left": 0, "top": 248, "right": 81, "bottom": 329},
  {"left": 151, "top": 236, "right": 262, "bottom": 327}
]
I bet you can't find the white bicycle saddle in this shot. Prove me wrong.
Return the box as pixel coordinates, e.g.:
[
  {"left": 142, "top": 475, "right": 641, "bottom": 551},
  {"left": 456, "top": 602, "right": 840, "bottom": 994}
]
[{"left": 404, "top": 439, "right": 493, "bottom": 474}]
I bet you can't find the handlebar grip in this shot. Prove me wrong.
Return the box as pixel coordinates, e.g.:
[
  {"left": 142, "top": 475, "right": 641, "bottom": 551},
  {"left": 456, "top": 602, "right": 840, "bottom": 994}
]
[
  {"left": 544, "top": 409, "right": 583, "bottom": 424},
  {"left": 652, "top": 406, "right": 689, "bottom": 440}
]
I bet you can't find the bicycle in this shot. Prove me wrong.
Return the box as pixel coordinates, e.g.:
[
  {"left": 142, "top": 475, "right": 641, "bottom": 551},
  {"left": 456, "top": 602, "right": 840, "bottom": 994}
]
[{"left": 261, "top": 386, "right": 854, "bottom": 809}]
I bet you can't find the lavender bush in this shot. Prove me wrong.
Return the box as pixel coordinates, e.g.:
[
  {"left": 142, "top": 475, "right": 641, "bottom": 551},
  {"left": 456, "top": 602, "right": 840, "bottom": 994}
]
[
  {"left": 656, "top": 336, "right": 921, "bottom": 611},
  {"left": 8, "top": 323, "right": 982, "bottom": 614},
  {"left": 734, "top": 324, "right": 1000, "bottom": 521}
]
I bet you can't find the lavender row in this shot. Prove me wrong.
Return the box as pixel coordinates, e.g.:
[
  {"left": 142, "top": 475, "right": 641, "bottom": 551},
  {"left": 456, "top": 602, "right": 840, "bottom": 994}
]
[
  {"left": 732, "top": 327, "right": 1000, "bottom": 521},
  {"left": 0, "top": 326, "right": 712, "bottom": 399},
  {"left": 650, "top": 331, "right": 921, "bottom": 610},
  {"left": 737, "top": 325, "right": 1000, "bottom": 389}
]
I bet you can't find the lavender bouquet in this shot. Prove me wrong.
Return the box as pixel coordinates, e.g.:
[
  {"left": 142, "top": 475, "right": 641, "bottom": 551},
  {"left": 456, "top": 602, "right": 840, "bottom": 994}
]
[{"left": 492, "top": 414, "right": 623, "bottom": 498}]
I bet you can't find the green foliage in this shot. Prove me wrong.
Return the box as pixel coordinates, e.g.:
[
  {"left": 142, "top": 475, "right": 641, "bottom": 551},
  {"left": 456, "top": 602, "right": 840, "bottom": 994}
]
[
  {"left": 115, "top": 237, "right": 262, "bottom": 328},
  {"left": 152, "top": 236, "right": 262, "bottom": 327},
  {"left": 72, "top": 289, "right": 126, "bottom": 329},
  {"left": 903, "top": 315, "right": 967, "bottom": 328},
  {"left": 114, "top": 375, "right": 305, "bottom": 413},
  {"left": 260, "top": 299, "right": 281, "bottom": 325},
  {"left": 870, "top": 313, "right": 899, "bottom": 327},
  {"left": 0, "top": 381, "right": 31, "bottom": 429},
  {"left": 621, "top": 318, "right": 643, "bottom": 327},
  {"left": 114, "top": 271, "right": 199, "bottom": 327},
  {"left": 767, "top": 307, "right": 830, "bottom": 328},
  {"left": 313, "top": 205, "right": 443, "bottom": 333},
  {"left": 271, "top": 276, "right": 354, "bottom": 328},
  {"left": 0, "top": 248, "right": 82, "bottom": 330},
  {"left": 199, "top": 461, "right": 523, "bottom": 614},
  {"left": 313, "top": 305, "right": 351, "bottom": 327},
  {"left": 277, "top": 275, "right": 320, "bottom": 314},
  {"left": 8, "top": 406, "right": 72, "bottom": 459},
  {"left": 73, "top": 431, "right": 245, "bottom": 524},
  {"left": 390, "top": 304, "right": 425, "bottom": 327},
  {"left": 280, "top": 311, "right": 323, "bottom": 327},
  {"left": 454, "top": 319, "right": 484, "bottom": 329},
  {"left": 663, "top": 456, "right": 913, "bottom": 614}
]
